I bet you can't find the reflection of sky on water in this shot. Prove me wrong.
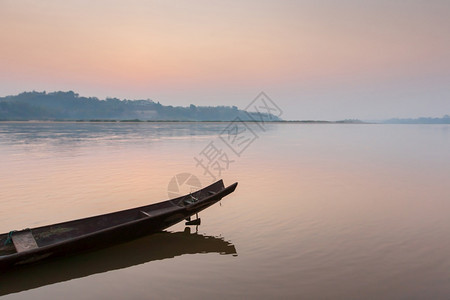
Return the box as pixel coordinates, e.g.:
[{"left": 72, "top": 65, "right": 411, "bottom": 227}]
[
  {"left": 0, "top": 122, "right": 243, "bottom": 161},
  {"left": 1, "top": 123, "right": 449, "bottom": 299},
  {"left": 0, "top": 122, "right": 229, "bottom": 147}
]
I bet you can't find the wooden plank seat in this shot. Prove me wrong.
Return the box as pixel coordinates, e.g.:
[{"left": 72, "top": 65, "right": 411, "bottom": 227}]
[{"left": 12, "top": 230, "right": 39, "bottom": 253}]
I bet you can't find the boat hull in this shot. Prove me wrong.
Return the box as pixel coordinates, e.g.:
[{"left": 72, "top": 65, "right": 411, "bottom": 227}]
[{"left": 0, "top": 180, "right": 237, "bottom": 270}]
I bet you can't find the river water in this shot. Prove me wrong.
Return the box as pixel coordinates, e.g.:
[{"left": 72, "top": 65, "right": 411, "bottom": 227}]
[{"left": 0, "top": 122, "right": 449, "bottom": 299}]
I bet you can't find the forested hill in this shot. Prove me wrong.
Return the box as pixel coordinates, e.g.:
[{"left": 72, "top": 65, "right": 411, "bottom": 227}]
[{"left": 0, "top": 91, "right": 282, "bottom": 121}]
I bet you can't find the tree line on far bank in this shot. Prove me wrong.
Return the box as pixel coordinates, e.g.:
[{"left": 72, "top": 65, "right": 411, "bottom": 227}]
[{"left": 0, "top": 91, "right": 281, "bottom": 122}]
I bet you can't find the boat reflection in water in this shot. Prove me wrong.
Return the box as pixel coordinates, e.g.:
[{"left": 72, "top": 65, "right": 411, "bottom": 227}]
[{"left": 0, "top": 228, "right": 237, "bottom": 296}]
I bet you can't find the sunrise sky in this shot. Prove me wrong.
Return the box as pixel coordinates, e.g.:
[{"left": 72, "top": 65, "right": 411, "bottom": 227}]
[{"left": 1, "top": 0, "right": 449, "bottom": 120}]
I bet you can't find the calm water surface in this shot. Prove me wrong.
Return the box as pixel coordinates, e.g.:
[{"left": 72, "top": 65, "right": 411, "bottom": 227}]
[{"left": 0, "top": 122, "right": 449, "bottom": 299}]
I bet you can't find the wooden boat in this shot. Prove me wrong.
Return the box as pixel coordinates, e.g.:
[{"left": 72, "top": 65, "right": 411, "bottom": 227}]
[{"left": 0, "top": 179, "right": 237, "bottom": 270}]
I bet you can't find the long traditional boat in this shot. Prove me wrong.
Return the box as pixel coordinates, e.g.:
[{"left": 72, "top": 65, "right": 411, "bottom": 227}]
[{"left": 0, "top": 180, "right": 237, "bottom": 270}]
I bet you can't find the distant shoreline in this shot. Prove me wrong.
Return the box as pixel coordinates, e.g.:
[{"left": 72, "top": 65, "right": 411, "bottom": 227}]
[
  {"left": 0, "top": 91, "right": 282, "bottom": 122},
  {"left": 0, "top": 119, "right": 371, "bottom": 124},
  {"left": 2, "top": 91, "right": 448, "bottom": 124},
  {"left": 1, "top": 120, "right": 449, "bottom": 124}
]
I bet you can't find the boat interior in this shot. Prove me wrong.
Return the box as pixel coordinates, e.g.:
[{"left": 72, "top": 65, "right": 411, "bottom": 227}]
[{"left": 0, "top": 182, "right": 221, "bottom": 257}]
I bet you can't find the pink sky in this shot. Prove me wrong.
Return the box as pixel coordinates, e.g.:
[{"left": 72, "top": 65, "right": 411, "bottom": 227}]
[{"left": 1, "top": 0, "right": 449, "bottom": 120}]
